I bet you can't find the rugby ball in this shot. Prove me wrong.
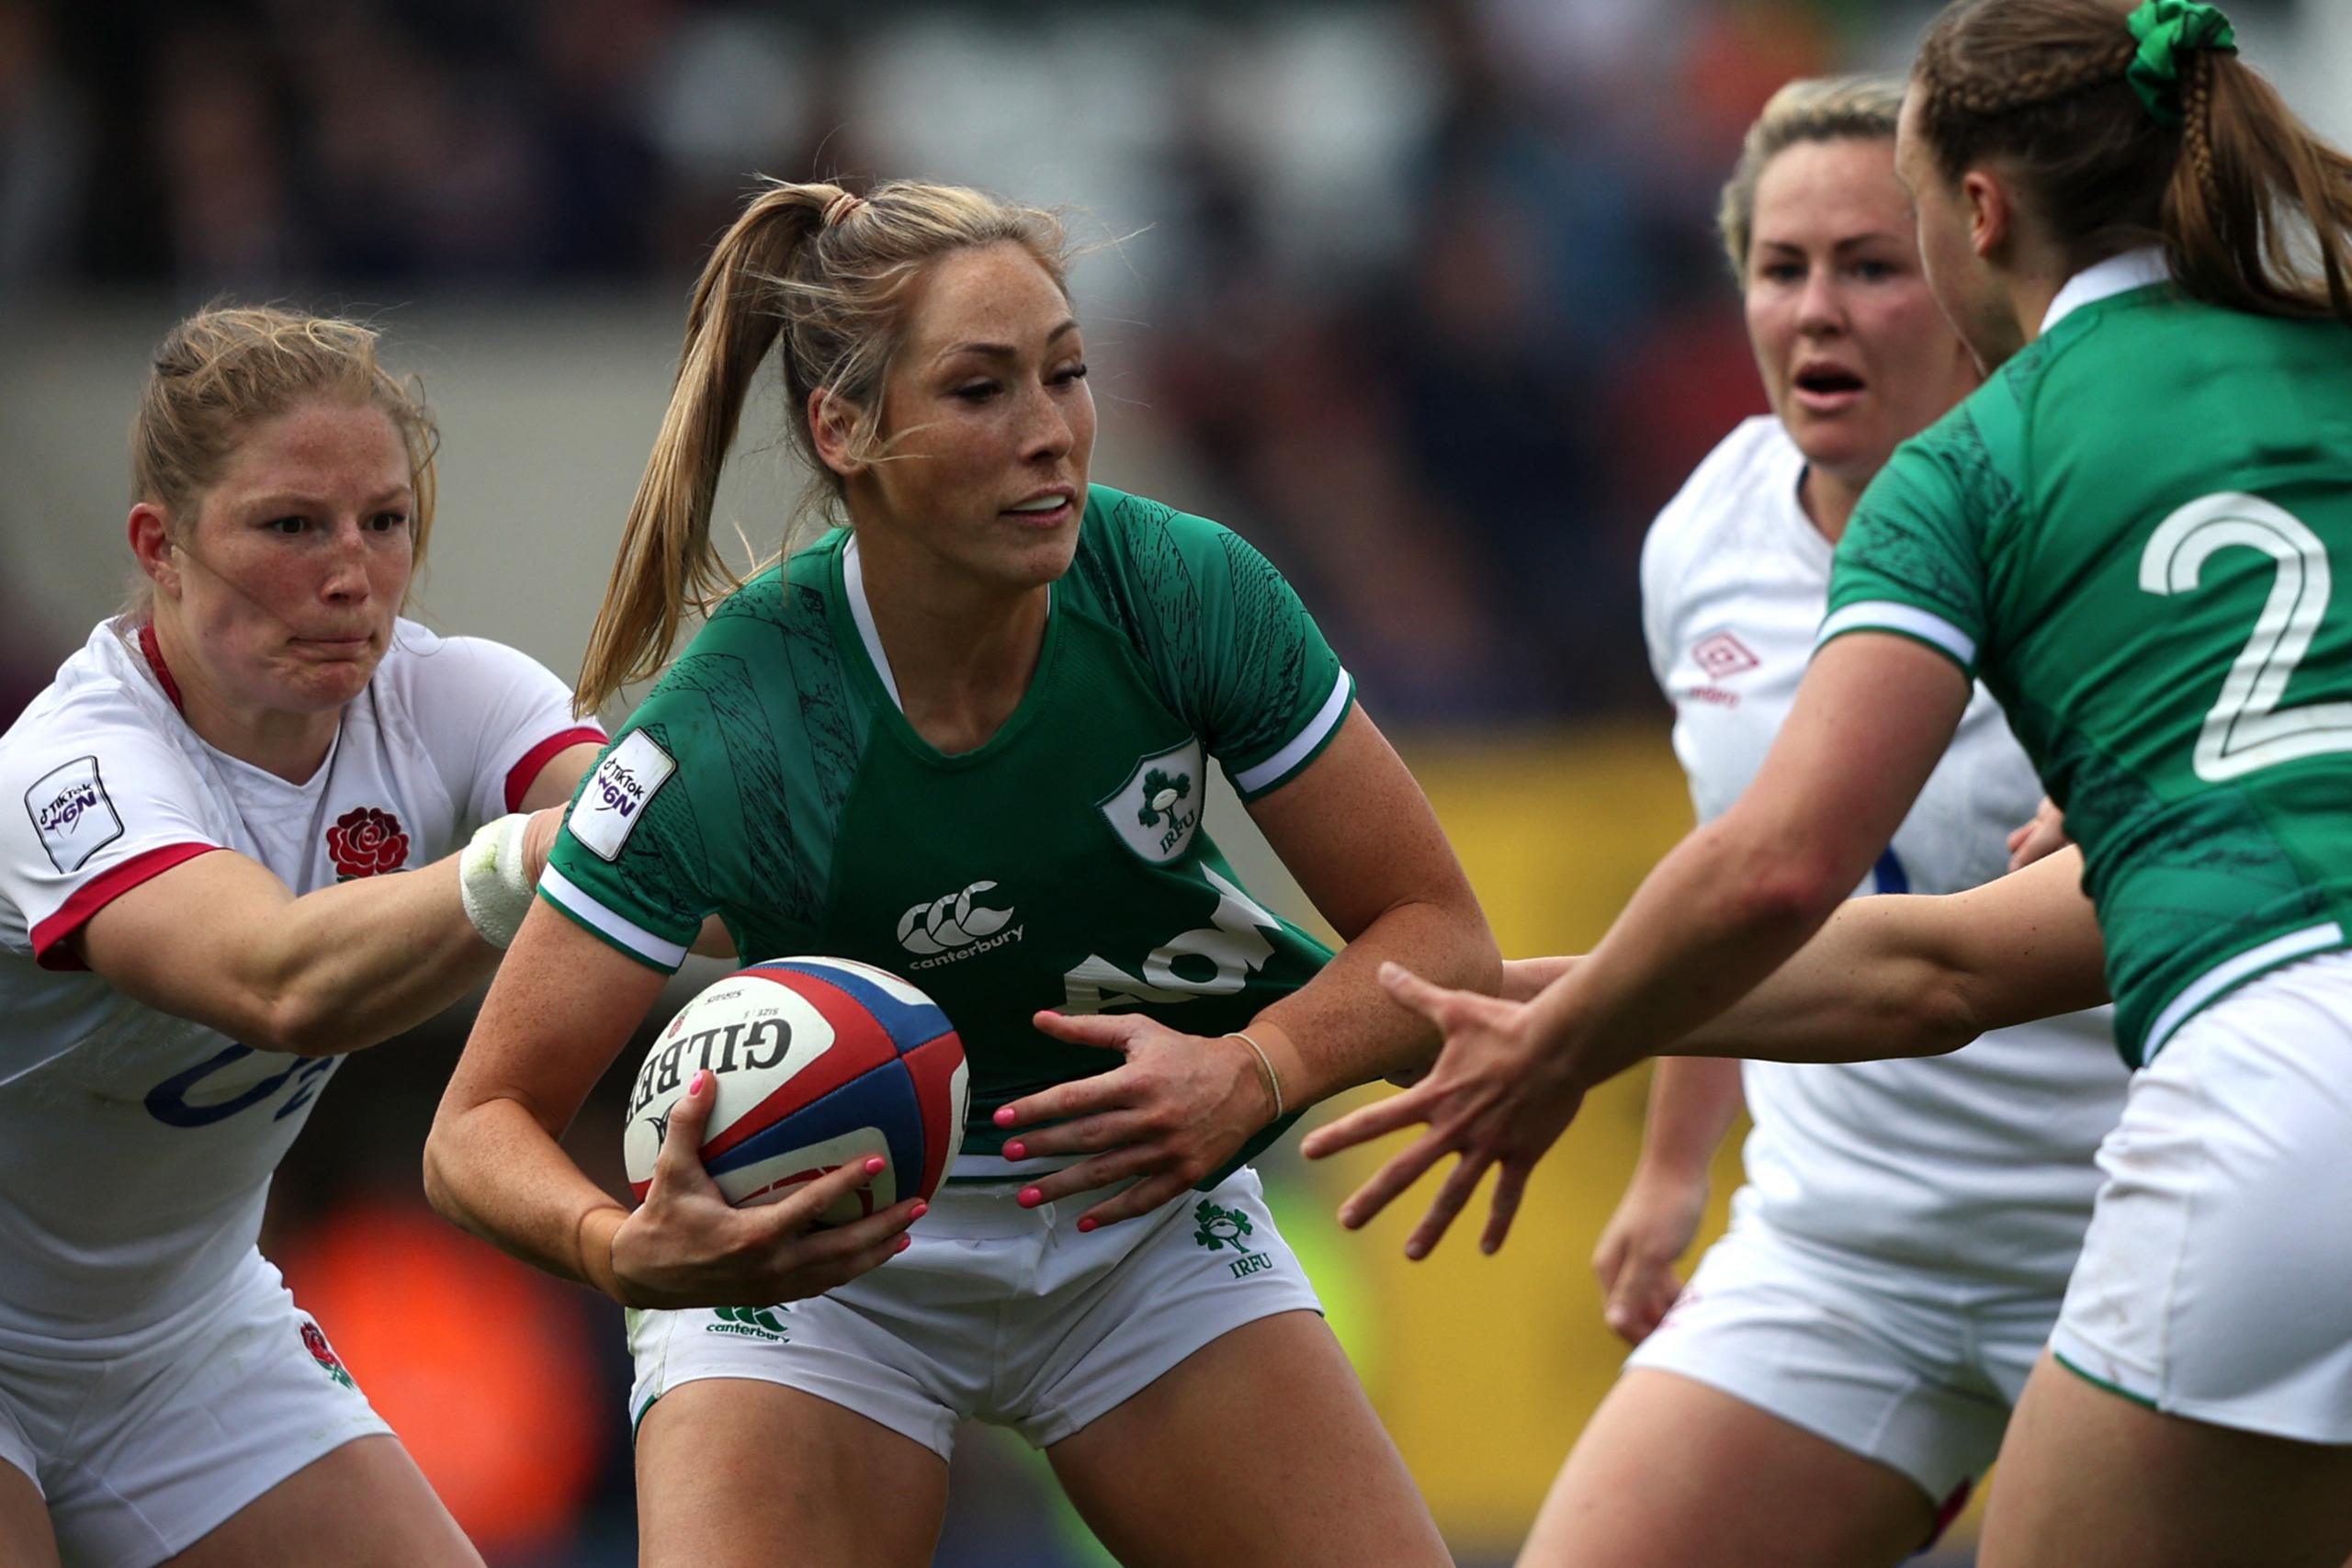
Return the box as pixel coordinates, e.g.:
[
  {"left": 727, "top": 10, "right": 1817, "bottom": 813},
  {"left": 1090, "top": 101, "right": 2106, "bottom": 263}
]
[{"left": 622, "top": 956, "right": 967, "bottom": 1223}]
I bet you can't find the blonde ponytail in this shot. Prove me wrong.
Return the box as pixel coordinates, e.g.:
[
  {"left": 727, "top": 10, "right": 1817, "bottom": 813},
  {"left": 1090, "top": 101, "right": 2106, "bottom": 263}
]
[
  {"left": 572, "top": 177, "right": 1072, "bottom": 716},
  {"left": 574, "top": 184, "right": 831, "bottom": 715}
]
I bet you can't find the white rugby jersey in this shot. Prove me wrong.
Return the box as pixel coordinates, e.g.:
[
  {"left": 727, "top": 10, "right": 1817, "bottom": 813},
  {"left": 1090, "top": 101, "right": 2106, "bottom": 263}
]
[
  {"left": 0, "top": 618, "right": 601, "bottom": 1344},
  {"left": 1644, "top": 416, "right": 2128, "bottom": 1290}
]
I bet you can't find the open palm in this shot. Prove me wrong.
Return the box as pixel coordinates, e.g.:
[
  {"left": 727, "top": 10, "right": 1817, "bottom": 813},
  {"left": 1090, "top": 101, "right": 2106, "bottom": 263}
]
[{"left": 1300, "top": 962, "right": 1589, "bottom": 1259}]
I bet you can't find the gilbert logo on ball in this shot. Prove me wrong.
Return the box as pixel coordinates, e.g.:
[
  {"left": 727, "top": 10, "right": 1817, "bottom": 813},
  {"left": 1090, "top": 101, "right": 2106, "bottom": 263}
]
[{"left": 623, "top": 956, "right": 968, "bottom": 1224}]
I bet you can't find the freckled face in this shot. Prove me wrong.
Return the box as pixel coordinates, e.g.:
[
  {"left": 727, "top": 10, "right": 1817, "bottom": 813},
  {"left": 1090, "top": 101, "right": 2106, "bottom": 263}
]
[
  {"left": 157, "top": 399, "right": 415, "bottom": 716},
  {"left": 854, "top": 241, "right": 1095, "bottom": 592},
  {"left": 1744, "top": 136, "right": 1979, "bottom": 487}
]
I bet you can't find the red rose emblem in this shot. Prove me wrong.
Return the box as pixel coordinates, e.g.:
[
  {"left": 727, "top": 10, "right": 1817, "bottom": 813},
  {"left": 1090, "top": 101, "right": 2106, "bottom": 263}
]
[
  {"left": 327, "top": 806, "right": 410, "bottom": 881},
  {"left": 300, "top": 1320, "right": 357, "bottom": 1389}
]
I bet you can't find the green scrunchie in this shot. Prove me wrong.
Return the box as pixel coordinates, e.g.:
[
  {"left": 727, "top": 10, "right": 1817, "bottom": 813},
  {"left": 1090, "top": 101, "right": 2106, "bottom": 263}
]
[{"left": 2124, "top": 0, "right": 2239, "bottom": 127}]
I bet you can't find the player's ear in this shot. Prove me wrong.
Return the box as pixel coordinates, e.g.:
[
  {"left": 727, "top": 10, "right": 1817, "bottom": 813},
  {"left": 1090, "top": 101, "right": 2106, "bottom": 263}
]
[
  {"left": 808, "top": 389, "right": 867, "bottom": 479},
  {"left": 129, "top": 504, "right": 181, "bottom": 597},
  {"left": 1961, "top": 167, "right": 2011, "bottom": 261}
]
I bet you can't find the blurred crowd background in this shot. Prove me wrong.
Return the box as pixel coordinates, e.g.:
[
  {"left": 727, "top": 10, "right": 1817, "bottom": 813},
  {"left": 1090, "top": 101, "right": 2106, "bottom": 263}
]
[{"left": 1, "top": 0, "right": 2344, "bottom": 1563}]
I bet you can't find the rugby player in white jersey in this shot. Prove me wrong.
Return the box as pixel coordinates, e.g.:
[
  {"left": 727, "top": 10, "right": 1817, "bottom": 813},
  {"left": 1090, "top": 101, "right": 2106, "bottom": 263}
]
[
  {"left": 0, "top": 308, "right": 628, "bottom": 1568},
  {"left": 1511, "top": 78, "right": 2127, "bottom": 1568}
]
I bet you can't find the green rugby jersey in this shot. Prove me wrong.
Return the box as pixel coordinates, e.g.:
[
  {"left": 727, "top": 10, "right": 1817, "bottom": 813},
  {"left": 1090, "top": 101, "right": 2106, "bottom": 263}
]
[
  {"left": 542, "top": 485, "right": 1354, "bottom": 1166},
  {"left": 1825, "top": 252, "right": 2352, "bottom": 1066}
]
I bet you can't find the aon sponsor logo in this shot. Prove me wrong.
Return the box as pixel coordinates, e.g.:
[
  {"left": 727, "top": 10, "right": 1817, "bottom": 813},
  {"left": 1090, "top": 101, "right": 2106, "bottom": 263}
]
[{"left": 1059, "top": 866, "right": 1282, "bottom": 1013}]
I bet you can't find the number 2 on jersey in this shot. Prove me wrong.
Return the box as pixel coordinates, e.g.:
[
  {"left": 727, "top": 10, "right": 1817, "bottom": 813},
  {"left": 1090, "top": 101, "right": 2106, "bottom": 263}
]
[{"left": 2140, "top": 491, "right": 2352, "bottom": 783}]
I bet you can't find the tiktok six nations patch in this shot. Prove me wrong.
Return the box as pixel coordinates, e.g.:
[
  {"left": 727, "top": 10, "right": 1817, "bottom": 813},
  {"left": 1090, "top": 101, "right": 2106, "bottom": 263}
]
[
  {"left": 28, "top": 755, "right": 124, "bottom": 874},
  {"left": 571, "top": 731, "right": 676, "bottom": 862}
]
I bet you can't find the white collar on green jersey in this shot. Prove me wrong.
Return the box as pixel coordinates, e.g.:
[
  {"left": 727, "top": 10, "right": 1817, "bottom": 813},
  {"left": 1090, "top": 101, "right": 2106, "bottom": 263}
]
[
  {"left": 2041, "top": 247, "right": 2172, "bottom": 335},
  {"left": 842, "top": 535, "right": 903, "bottom": 710},
  {"left": 840, "top": 534, "right": 1052, "bottom": 716}
]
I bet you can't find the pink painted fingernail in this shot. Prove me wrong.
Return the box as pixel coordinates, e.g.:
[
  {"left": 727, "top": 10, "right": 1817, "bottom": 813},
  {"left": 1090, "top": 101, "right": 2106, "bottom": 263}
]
[
  {"left": 1076, "top": 1215, "right": 1098, "bottom": 1234},
  {"left": 993, "top": 1106, "right": 1016, "bottom": 1127},
  {"left": 1017, "top": 1187, "right": 1044, "bottom": 1208},
  {"left": 895, "top": 1235, "right": 911, "bottom": 1252},
  {"left": 910, "top": 1201, "right": 928, "bottom": 1220},
  {"left": 1003, "top": 1141, "right": 1027, "bottom": 1161},
  {"left": 688, "top": 1069, "right": 708, "bottom": 1095},
  {"left": 864, "top": 1156, "right": 886, "bottom": 1176}
]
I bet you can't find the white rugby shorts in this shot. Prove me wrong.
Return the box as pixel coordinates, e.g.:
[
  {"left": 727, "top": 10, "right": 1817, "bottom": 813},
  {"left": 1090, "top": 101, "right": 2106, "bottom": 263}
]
[
  {"left": 1625, "top": 1213, "right": 2064, "bottom": 1508},
  {"left": 628, "top": 1163, "right": 1321, "bottom": 1458},
  {"left": 0, "top": 1249, "right": 391, "bottom": 1568},
  {"left": 2050, "top": 950, "right": 2352, "bottom": 1441}
]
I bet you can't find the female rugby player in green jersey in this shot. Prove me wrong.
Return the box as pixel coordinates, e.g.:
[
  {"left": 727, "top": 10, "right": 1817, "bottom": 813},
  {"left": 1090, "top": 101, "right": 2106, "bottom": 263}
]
[
  {"left": 1310, "top": 2, "right": 2352, "bottom": 1563},
  {"left": 424, "top": 178, "right": 1496, "bottom": 1568}
]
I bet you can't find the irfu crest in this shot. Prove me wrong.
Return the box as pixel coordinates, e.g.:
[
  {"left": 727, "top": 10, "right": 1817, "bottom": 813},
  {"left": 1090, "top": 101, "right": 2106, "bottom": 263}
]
[
  {"left": 1193, "top": 1199, "right": 1255, "bottom": 1252},
  {"left": 1099, "top": 739, "right": 1205, "bottom": 864}
]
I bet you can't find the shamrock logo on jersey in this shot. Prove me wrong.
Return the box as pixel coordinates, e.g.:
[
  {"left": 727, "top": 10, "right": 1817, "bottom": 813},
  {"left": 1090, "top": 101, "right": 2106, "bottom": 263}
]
[
  {"left": 1099, "top": 739, "right": 1205, "bottom": 866},
  {"left": 1136, "top": 768, "right": 1193, "bottom": 829},
  {"left": 1193, "top": 1199, "right": 1254, "bottom": 1252},
  {"left": 326, "top": 806, "right": 410, "bottom": 881}
]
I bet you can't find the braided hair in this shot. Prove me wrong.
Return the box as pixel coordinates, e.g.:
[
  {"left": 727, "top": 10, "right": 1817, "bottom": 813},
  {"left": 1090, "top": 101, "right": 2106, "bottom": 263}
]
[{"left": 1912, "top": 0, "right": 2352, "bottom": 323}]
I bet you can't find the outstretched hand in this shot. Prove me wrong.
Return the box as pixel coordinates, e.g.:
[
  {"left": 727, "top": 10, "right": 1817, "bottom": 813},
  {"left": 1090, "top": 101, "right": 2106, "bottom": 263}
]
[
  {"left": 989, "top": 1010, "right": 1279, "bottom": 1232},
  {"left": 1299, "top": 962, "right": 1588, "bottom": 1259},
  {"left": 608, "top": 1068, "right": 922, "bottom": 1309}
]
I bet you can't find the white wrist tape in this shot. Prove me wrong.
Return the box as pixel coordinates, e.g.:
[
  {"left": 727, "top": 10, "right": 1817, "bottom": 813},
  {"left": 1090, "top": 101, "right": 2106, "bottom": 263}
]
[{"left": 459, "top": 812, "right": 535, "bottom": 949}]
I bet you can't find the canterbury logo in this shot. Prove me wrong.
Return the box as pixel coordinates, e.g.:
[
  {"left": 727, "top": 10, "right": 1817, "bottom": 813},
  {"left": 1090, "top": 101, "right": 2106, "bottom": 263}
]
[
  {"left": 898, "top": 882, "right": 1014, "bottom": 956},
  {"left": 707, "top": 1304, "right": 788, "bottom": 1339},
  {"left": 715, "top": 1305, "right": 786, "bottom": 1332}
]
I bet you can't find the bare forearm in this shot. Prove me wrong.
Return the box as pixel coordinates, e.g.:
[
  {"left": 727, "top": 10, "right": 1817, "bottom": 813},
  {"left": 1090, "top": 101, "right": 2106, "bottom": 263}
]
[
  {"left": 1681, "top": 854, "right": 2108, "bottom": 1062},
  {"left": 1532, "top": 818, "right": 1852, "bottom": 1091},
  {"left": 424, "top": 1098, "right": 627, "bottom": 1297},
  {"left": 425, "top": 902, "right": 677, "bottom": 1297},
  {"left": 1253, "top": 897, "right": 1502, "bottom": 1107},
  {"left": 1666, "top": 898, "right": 1977, "bottom": 1063},
  {"left": 255, "top": 854, "right": 503, "bottom": 1053},
  {"left": 1528, "top": 636, "right": 1973, "bottom": 1088},
  {"left": 1635, "top": 1056, "right": 1744, "bottom": 1179},
  {"left": 1504, "top": 927, "right": 1967, "bottom": 1068},
  {"left": 85, "top": 850, "right": 504, "bottom": 1056}
]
